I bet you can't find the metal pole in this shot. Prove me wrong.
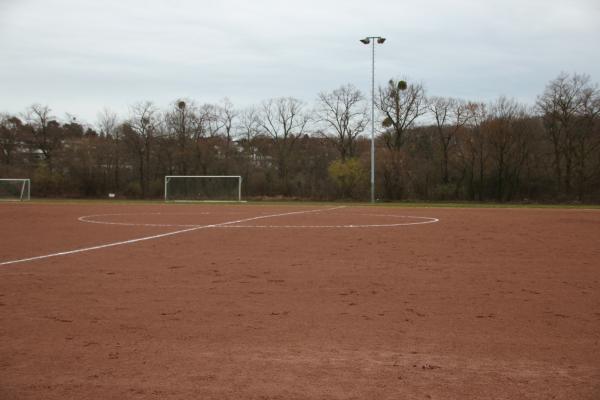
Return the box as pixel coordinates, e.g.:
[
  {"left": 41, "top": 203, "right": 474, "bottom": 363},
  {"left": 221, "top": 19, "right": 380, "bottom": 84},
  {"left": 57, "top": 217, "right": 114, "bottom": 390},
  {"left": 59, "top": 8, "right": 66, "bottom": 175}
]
[
  {"left": 360, "top": 36, "right": 384, "bottom": 203},
  {"left": 370, "top": 40, "right": 375, "bottom": 204},
  {"left": 164, "top": 177, "right": 168, "bottom": 201}
]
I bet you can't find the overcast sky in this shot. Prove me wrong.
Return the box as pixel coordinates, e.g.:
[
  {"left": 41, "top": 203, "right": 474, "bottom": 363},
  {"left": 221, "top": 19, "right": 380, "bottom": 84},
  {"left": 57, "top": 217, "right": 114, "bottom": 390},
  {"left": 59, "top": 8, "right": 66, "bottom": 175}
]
[{"left": 1, "top": 0, "right": 598, "bottom": 125}]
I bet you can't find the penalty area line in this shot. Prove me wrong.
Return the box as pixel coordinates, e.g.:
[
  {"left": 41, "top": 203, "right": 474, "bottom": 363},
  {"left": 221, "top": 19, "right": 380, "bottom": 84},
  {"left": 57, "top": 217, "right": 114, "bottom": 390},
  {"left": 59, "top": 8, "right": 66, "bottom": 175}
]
[{"left": 0, "top": 206, "right": 345, "bottom": 267}]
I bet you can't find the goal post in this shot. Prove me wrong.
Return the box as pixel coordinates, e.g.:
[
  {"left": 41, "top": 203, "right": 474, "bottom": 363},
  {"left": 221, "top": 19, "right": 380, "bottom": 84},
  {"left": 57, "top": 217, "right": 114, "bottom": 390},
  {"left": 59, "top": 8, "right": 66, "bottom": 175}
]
[
  {"left": 164, "top": 175, "right": 243, "bottom": 202},
  {"left": 0, "top": 179, "right": 31, "bottom": 201}
]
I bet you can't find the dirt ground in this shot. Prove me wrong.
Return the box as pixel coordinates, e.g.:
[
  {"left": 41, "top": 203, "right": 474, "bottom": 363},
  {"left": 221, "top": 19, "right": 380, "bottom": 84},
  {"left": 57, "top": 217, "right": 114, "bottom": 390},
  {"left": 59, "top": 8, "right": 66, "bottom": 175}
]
[{"left": 0, "top": 203, "right": 599, "bottom": 399}]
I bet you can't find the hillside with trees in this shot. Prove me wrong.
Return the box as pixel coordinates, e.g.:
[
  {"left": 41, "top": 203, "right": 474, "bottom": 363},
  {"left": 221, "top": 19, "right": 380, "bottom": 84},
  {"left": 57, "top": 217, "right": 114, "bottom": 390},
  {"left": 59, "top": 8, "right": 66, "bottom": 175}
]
[{"left": 1, "top": 72, "right": 599, "bottom": 202}]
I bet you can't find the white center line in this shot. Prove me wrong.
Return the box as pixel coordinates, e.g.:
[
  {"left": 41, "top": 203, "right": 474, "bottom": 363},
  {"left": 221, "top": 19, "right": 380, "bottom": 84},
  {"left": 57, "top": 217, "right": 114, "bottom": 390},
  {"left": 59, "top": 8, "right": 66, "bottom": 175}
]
[{"left": 0, "top": 206, "right": 345, "bottom": 267}]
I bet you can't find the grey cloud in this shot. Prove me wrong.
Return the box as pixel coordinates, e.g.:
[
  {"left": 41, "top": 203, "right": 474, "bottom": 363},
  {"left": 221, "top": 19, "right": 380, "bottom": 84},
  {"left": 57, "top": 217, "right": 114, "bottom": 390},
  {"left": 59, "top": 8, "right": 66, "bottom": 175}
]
[{"left": 0, "top": 0, "right": 598, "bottom": 123}]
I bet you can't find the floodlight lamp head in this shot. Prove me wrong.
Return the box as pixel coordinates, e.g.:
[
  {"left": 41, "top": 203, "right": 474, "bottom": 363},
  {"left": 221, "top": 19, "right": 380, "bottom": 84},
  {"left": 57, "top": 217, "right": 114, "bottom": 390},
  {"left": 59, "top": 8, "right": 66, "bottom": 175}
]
[
  {"left": 360, "top": 38, "right": 371, "bottom": 44},
  {"left": 377, "top": 37, "right": 386, "bottom": 44}
]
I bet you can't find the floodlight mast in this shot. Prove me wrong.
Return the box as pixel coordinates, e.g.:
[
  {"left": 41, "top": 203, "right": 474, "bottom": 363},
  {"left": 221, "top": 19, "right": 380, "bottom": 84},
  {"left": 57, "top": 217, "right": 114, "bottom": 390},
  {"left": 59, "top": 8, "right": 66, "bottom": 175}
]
[{"left": 360, "top": 36, "right": 385, "bottom": 203}]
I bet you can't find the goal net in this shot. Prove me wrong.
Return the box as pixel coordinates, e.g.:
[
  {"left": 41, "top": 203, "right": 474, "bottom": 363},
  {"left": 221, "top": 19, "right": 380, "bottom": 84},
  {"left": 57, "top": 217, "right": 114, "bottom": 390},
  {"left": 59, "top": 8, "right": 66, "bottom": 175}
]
[
  {"left": 0, "top": 179, "right": 31, "bottom": 201},
  {"left": 164, "top": 175, "right": 243, "bottom": 202}
]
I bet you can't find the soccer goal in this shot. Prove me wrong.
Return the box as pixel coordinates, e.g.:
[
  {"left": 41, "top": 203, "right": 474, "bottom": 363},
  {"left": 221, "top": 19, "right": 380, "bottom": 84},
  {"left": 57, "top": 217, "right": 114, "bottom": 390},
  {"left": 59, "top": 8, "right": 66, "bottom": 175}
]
[
  {"left": 0, "top": 179, "right": 31, "bottom": 201},
  {"left": 164, "top": 175, "right": 243, "bottom": 202}
]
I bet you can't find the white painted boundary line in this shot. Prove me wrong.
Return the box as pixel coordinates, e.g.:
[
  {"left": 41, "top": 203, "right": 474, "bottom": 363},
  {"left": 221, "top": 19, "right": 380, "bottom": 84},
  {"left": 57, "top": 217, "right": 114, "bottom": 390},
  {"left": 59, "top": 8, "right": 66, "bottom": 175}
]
[
  {"left": 218, "top": 216, "right": 439, "bottom": 228},
  {"left": 78, "top": 212, "right": 439, "bottom": 228},
  {"left": 78, "top": 212, "right": 204, "bottom": 228},
  {"left": 0, "top": 206, "right": 345, "bottom": 267}
]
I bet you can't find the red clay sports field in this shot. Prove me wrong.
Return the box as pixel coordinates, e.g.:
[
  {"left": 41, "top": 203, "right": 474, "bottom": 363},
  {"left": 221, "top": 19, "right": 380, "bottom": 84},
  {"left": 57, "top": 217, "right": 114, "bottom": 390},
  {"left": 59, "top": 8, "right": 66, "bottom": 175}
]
[{"left": 1, "top": 202, "right": 599, "bottom": 399}]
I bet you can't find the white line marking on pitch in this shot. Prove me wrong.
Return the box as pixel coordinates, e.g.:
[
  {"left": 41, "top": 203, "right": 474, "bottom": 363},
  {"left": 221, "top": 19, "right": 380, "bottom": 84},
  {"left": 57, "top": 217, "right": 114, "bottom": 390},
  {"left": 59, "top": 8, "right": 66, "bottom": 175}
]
[
  {"left": 78, "top": 213, "right": 200, "bottom": 227},
  {"left": 78, "top": 212, "right": 439, "bottom": 228},
  {"left": 0, "top": 206, "right": 345, "bottom": 267},
  {"left": 217, "top": 219, "right": 439, "bottom": 228},
  {"left": 217, "top": 215, "right": 439, "bottom": 228}
]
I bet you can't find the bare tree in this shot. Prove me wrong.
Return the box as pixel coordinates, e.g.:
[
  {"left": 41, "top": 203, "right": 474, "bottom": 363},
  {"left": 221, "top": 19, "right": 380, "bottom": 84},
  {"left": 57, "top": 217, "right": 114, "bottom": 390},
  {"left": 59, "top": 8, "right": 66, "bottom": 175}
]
[
  {"left": 237, "top": 107, "right": 262, "bottom": 161},
  {"left": 258, "top": 97, "right": 309, "bottom": 193},
  {"left": 217, "top": 98, "right": 238, "bottom": 160},
  {"left": 379, "top": 79, "right": 427, "bottom": 150},
  {"left": 574, "top": 82, "right": 600, "bottom": 200},
  {"left": 537, "top": 73, "right": 600, "bottom": 198},
  {"left": 97, "top": 108, "right": 118, "bottom": 137},
  {"left": 238, "top": 107, "right": 261, "bottom": 146},
  {"left": 236, "top": 107, "right": 262, "bottom": 193},
  {"left": 124, "top": 101, "right": 160, "bottom": 197},
  {"left": 97, "top": 108, "right": 121, "bottom": 190},
  {"left": 0, "top": 114, "right": 24, "bottom": 165},
  {"left": 316, "top": 84, "right": 368, "bottom": 161},
  {"left": 198, "top": 103, "right": 222, "bottom": 138},
  {"left": 164, "top": 99, "right": 203, "bottom": 174},
  {"left": 429, "top": 97, "right": 471, "bottom": 184},
  {"left": 456, "top": 102, "right": 489, "bottom": 200},
  {"left": 485, "top": 97, "right": 530, "bottom": 201},
  {"left": 23, "top": 104, "right": 62, "bottom": 169}
]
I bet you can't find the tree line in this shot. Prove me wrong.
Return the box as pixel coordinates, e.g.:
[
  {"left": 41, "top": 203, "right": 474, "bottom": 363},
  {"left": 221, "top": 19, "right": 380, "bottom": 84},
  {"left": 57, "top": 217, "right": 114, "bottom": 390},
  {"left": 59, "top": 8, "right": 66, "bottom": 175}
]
[{"left": 1, "top": 72, "right": 599, "bottom": 202}]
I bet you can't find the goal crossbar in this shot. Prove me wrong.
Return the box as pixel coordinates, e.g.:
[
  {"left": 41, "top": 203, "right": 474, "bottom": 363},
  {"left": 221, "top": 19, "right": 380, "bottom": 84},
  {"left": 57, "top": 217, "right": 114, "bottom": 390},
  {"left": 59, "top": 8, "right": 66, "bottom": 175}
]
[{"left": 164, "top": 175, "right": 243, "bottom": 202}]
